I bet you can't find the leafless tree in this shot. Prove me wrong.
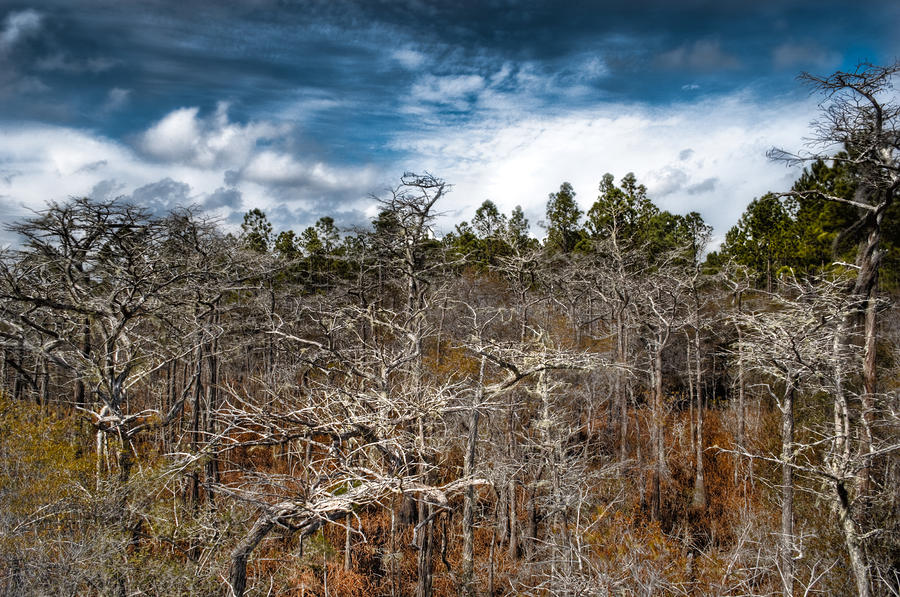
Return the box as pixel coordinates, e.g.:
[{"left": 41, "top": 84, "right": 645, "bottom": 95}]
[
  {"left": 771, "top": 62, "right": 899, "bottom": 507},
  {"left": 735, "top": 276, "right": 900, "bottom": 597},
  {"left": 0, "top": 198, "right": 241, "bottom": 596}
]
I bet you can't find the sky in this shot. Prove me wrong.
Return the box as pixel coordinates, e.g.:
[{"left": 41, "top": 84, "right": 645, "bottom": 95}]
[{"left": 0, "top": 0, "right": 898, "bottom": 246}]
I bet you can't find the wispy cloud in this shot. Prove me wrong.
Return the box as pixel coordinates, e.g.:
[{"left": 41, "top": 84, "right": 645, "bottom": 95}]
[
  {"left": 35, "top": 54, "right": 119, "bottom": 73},
  {"left": 392, "top": 47, "right": 427, "bottom": 70},
  {"left": 411, "top": 74, "right": 486, "bottom": 106},
  {"left": 103, "top": 87, "right": 131, "bottom": 112},
  {"left": 0, "top": 9, "right": 42, "bottom": 49}
]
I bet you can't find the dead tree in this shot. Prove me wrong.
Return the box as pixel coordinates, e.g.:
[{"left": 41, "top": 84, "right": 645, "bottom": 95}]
[
  {"left": 0, "top": 200, "right": 229, "bottom": 478},
  {"left": 635, "top": 255, "right": 690, "bottom": 523},
  {"left": 0, "top": 199, "right": 241, "bottom": 595},
  {"left": 735, "top": 276, "right": 899, "bottom": 597},
  {"left": 770, "top": 62, "right": 899, "bottom": 521}
]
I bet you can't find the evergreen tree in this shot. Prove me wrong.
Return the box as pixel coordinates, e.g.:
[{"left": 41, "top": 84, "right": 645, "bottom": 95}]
[
  {"left": 586, "top": 173, "right": 657, "bottom": 248},
  {"left": 721, "top": 194, "right": 796, "bottom": 291},
  {"left": 544, "top": 182, "right": 585, "bottom": 253},
  {"left": 274, "top": 229, "right": 300, "bottom": 260},
  {"left": 240, "top": 208, "right": 272, "bottom": 253},
  {"left": 508, "top": 205, "right": 535, "bottom": 251}
]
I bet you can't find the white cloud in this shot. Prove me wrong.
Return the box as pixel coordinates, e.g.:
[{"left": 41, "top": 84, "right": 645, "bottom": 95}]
[
  {"left": 0, "top": 9, "right": 42, "bottom": 48},
  {"left": 140, "top": 107, "right": 203, "bottom": 162},
  {"left": 0, "top": 125, "right": 222, "bottom": 210},
  {"left": 0, "top": 114, "right": 384, "bottom": 240},
  {"left": 581, "top": 56, "right": 609, "bottom": 79},
  {"left": 392, "top": 48, "right": 426, "bottom": 70},
  {"left": 647, "top": 165, "right": 689, "bottom": 197},
  {"left": 139, "top": 103, "right": 285, "bottom": 168},
  {"left": 390, "top": 93, "right": 815, "bottom": 245},
  {"left": 411, "top": 74, "right": 485, "bottom": 105},
  {"left": 1, "top": 90, "right": 818, "bottom": 252},
  {"left": 242, "top": 150, "right": 379, "bottom": 192},
  {"left": 242, "top": 151, "right": 306, "bottom": 184}
]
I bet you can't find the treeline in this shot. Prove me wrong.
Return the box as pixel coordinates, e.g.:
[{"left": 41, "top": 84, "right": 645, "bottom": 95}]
[{"left": 0, "top": 65, "right": 897, "bottom": 597}]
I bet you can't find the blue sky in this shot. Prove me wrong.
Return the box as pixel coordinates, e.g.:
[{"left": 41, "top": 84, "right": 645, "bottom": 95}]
[{"left": 1, "top": 0, "right": 898, "bottom": 245}]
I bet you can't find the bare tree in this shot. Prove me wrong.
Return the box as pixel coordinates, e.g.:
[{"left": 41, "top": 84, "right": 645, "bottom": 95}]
[
  {"left": 0, "top": 201, "right": 230, "bottom": 475},
  {"left": 735, "top": 276, "right": 900, "bottom": 597},
  {"left": 636, "top": 256, "right": 690, "bottom": 523},
  {"left": 0, "top": 198, "right": 239, "bottom": 596},
  {"left": 771, "top": 62, "right": 899, "bottom": 504}
]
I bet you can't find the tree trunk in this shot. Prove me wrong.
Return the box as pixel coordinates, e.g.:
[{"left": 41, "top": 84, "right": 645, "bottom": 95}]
[
  {"left": 691, "top": 327, "right": 706, "bottom": 512},
  {"left": 525, "top": 486, "right": 538, "bottom": 561},
  {"left": 229, "top": 517, "right": 275, "bottom": 597},
  {"left": 617, "top": 310, "right": 628, "bottom": 463},
  {"left": 461, "top": 355, "right": 485, "bottom": 596},
  {"left": 687, "top": 337, "right": 695, "bottom": 458},
  {"left": 190, "top": 345, "right": 203, "bottom": 504},
  {"left": 834, "top": 480, "right": 872, "bottom": 597},
  {"left": 390, "top": 506, "right": 398, "bottom": 597},
  {"left": 853, "top": 209, "right": 883, "bottom": 500},
  {"left": 735, "top": 300, "right": 747, "bottom": 489},
  {"left": 344, "top": 520, "right": 352, "bottom": 572},
  {"left": 832, "top": 321, "right": 872, "bottom": 597},
  {"left": 206, "top": 307, "right": 220, "bottom": 505},
  {"left": 75, "top": 317, "right": 91, "bottom": 408},
  {"left": 416, "top": 505, "right": 435, "bottom": 597},
  {"left": 650, "top": 345, "right": 665, "bottom": 523},
  {"left": 508, "top": 480, "right": 518, "bottom": 559},
  {"left": 38, "top": 357, "right": 49, "bottom": 409},
  {"left": 858, "top": 290, "right": 877, "bottom": 498},
  {"left": 780, "top": 384, "right": 794, "bottom": 597}
]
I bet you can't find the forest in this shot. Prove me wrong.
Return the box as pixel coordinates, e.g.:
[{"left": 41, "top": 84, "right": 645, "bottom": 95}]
[{"left": 0, "top": 64, "right": 897, "bottom": 597}]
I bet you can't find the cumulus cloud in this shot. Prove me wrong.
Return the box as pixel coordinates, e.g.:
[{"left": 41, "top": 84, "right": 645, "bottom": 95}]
[
  {"left": 129, "top": 178, "right": 193, "bottom": 214},
  {"left": 240, "top": 151, "right": 305, "bottom": 185},
  {"left": 204, "top": 186, "right": 242, "bottom": 209},
  {"left": 90, "top": 178, "right": 125, "bottom": 201},
  {"left": 0, "top": 115, "right": 386, "bottom": 241},
  {"left": 139, "top": 103, "right": 285, "bottom": 168},
  {"left": 0, "top": 84, "right": 816, "bottom": 252},
  {"left": 0, "top": 9, "right": 42, "bottom": 48},
  {"left": 647, "top": 166, "right": 689, "bottom": 197},
  {"left": 140, "top": 107, "right": 202, "bottom": 162},
  {"left": 240, "top": 150, "right": 379, "bottom": 193}
]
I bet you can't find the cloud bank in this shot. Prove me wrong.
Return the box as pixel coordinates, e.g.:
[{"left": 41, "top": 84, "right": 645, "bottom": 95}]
[{"left": 0, "top": 90, "right": 814, "bottom": 248}]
